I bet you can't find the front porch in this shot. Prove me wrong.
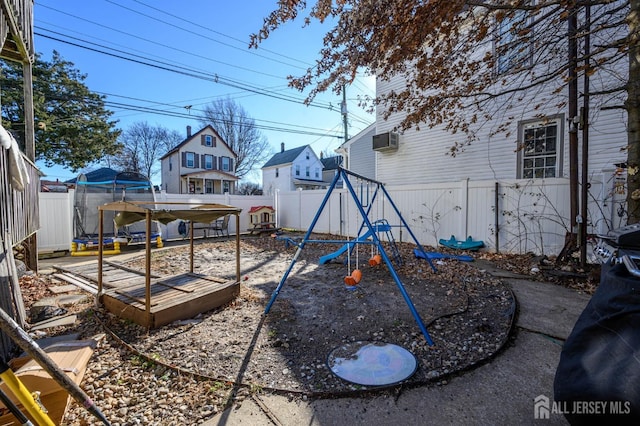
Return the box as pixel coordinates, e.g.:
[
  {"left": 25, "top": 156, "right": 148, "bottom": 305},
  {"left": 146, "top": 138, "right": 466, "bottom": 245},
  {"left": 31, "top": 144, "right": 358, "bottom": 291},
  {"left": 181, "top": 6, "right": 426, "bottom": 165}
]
[{"left": 181, "top": 171, "right": 237, "bottom": 194}]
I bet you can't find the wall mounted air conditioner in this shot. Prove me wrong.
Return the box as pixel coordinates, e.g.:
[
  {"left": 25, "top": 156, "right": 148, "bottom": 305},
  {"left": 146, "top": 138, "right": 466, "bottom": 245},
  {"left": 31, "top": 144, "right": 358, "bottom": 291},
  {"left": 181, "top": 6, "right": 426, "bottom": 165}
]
[{"left": 372, "top": 132, "right": 399, "bottom": 152}]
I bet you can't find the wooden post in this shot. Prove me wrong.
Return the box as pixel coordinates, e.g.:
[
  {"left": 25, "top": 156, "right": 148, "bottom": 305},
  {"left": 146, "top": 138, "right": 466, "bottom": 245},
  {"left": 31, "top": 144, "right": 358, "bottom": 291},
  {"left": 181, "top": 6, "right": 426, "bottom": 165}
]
[
  {"left": 235, "top": 213, "right": 240, "bottom": 283},
  {"left": 22, "top": 60, "right": 35, "bottom": 161},
  {"left": 189, "top": 220, "right": 194, "bottom": 273},
  {"left": 97, "top": 209, "right": 103, "bottom": 296},
  {"left": 145, "top": 210, "right": 151, "bottom": 326}
]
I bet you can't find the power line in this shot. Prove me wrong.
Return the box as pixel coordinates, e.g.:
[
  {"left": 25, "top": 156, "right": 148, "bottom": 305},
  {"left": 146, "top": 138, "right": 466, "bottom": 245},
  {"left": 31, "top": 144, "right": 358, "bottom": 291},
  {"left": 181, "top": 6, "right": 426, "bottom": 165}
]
[
  {"left": 127, "top": 0, "right": 313, "bottom": 67},
  {"left": 34, "top": 2, "right": 373, "bottom": 141},
  {"left": 102, "top": 100, "right": 343, "bottom": 138},
  {"left": 37, "top": 23, "right": 288, "bottom": 81},
  {"left": 35, "top": 31, "right": 336, "bottom": 111},
  {"left": 38, "top": 2, "right": 308, "bottom": 71},
  {"left": 99, "top": 91, "right": 344, "bottom": 133},
  {"left": 35, "top": 3, "right": 357, "bottom": 110}
]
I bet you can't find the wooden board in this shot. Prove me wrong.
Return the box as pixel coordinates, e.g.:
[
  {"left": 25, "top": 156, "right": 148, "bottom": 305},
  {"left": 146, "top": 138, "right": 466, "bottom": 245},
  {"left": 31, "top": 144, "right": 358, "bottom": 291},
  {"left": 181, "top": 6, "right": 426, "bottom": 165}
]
[
  {"left": 54, "top": 261, "right": 240, "bottom": 328},
  {"left": 0, "top": 340, "right": 96, "bottom": 425},
  {"left": 100, "top": 274, "right": 239, "bottom": 328}
]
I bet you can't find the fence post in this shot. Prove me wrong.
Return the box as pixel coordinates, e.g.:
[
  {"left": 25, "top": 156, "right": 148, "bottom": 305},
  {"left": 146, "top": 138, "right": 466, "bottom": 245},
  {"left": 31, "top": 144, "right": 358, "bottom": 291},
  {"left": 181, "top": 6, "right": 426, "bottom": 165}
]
[
  {"left": 298, "top": 188, "right": 303, "bottom": 230},
  {"left": 274, "top": 189, "right": 279, "bottom": 229},
  {"left": 460, "top": 178, "right": 469, "bottom": 238},
  {"left": 67, "top": 189, "right": 75, "bottom": 246}
]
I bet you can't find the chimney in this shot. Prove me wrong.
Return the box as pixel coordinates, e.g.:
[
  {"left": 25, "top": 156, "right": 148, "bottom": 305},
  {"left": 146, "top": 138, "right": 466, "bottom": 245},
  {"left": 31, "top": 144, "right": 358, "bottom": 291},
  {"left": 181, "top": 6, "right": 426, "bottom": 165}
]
[
  {"left": 187, "top": 125, "right": 192, "bottom": 138},
  {"left": 320, "top": 152, "right": 323, "bottom": 159},
  {"left": 281, "top": 142, "right": 285, "bottom": 153}
]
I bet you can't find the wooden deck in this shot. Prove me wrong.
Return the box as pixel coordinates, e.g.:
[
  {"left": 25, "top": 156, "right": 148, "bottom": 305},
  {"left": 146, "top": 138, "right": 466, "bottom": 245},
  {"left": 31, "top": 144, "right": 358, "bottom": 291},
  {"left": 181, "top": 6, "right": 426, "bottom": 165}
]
[{"left": 54, "top": 260, "right": 239, "bottom": 328}]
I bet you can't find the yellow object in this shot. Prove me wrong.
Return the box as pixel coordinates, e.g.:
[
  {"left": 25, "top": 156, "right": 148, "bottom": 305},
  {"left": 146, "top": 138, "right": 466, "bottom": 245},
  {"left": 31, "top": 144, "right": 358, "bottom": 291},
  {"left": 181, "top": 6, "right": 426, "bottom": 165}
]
[
  {"left": 0, "top": 367, "right": 56, "bottom": 426},
  {"left": 71, "top": 249, "right": 121, "bottom": 256}
]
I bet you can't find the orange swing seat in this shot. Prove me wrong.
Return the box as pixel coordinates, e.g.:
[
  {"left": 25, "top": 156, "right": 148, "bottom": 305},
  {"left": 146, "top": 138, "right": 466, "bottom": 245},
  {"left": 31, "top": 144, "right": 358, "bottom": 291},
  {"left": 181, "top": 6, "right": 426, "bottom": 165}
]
[{"left": 344, "top": 269, "right": 362, "bottom": 287}]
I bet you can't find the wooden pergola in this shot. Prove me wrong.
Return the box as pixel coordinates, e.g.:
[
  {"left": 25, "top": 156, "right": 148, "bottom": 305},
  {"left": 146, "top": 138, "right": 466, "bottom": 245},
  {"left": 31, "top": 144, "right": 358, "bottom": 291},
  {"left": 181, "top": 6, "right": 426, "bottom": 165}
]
[{"left": 96, "top": 201, "right": 242, "bottom": 328}]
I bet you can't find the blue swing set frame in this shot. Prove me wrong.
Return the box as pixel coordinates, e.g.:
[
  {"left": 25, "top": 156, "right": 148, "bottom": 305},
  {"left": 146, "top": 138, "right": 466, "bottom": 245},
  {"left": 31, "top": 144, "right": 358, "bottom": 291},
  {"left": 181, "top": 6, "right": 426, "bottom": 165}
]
[{"left": 264, "top": 167, "right": 438, "bottom": 346}]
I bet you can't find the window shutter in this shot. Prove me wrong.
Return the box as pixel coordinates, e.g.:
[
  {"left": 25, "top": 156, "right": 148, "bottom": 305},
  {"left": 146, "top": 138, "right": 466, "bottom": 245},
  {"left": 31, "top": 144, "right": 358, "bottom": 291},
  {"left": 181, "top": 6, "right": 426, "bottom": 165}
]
[
  {"left": 181, "top": 152, "right": 186, "bottom": 167},
  {"left": 218, "top": 157, "right": 223, "bottom": 170},
  {"left": 213, "top": 137, "right": 217, "bottom": 147},
  {"left": 229, "top": 158, "right": 234, "bottom": 173},
  {"left": 194, "top": 154, "right": 200, "bottom": 169},
  {"left": 212, "top": 156, "right": 217, "bottom": 170},
  {"left": 201, "top": 135, "right": 205, "bottom": 145},
  {"left": 201, "top": 154, "right": 205, "bottom": 167}
]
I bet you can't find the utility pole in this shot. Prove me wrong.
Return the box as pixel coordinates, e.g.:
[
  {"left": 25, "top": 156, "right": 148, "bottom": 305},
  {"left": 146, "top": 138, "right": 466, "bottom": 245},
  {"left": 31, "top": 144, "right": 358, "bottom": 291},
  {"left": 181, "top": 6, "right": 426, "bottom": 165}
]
[
  {"left": 580, "top": 4, "right": 591, "bottom": 267},
  {"left": 341, "top": 84, "right": 348, "bottom": 143},
  {"left": 559, "top": 4, "right": 579, "bottom": 263}
]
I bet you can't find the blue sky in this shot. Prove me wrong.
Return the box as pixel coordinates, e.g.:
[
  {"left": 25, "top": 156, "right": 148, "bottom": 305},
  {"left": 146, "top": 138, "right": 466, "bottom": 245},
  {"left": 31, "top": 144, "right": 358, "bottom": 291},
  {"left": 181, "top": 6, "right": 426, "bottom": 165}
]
[{"left": 34, "top": 0, "right": 375, "bottom": 184}]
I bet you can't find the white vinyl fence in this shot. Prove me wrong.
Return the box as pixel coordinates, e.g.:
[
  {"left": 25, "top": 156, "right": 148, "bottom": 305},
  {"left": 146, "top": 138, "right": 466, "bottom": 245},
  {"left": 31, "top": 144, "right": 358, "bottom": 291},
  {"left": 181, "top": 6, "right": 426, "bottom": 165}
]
[{"left": 38, "top": 174, "right": 623, "bottom": 256}]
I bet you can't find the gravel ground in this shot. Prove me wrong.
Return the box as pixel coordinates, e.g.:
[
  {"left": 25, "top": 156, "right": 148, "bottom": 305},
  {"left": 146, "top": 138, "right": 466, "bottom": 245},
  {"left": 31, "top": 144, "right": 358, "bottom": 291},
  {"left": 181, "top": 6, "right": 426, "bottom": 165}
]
[{"left": 15, "top": 233, "right": 594, "bottom": 425}]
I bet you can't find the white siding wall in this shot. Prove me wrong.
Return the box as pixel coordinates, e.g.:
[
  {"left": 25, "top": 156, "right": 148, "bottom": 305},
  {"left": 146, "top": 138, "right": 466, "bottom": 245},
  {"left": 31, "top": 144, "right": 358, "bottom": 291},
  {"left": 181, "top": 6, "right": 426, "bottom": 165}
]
[
  {"left": 348, "top": 125, "right": 376, "bottom": 180},
  {"left": 374, "top": 24, "right": 628, "bottom": 188},
  {"left": 161, "top": 154, "right": 181, "bottom": 193},
  {"left": 262, "top": 165, "right": 294, "bottom": 195},
  {"left": 292, "top": 147, "right": 324, "bottom": 183}
]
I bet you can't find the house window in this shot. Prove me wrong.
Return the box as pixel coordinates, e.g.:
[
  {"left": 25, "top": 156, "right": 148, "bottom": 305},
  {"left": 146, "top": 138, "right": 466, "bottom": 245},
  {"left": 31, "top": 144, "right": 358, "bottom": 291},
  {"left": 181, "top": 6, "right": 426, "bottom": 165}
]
[
  {"left": 495, "top": 9, "right": 532, "bottom": 74},
  {"left": 223, "top": 181, "right": 230, "bottom": 193},
  {"left": 306, "top": 152, "right": 310, "bottom": 160},
  {"left": 204, "top": 155, "right": 213, "bottom": 169},
  {"left": 169, "top": 160, "right": 172, "bottom": 171},
  {"left": 186, "top": 152, "right": 195, "bottom": 168},
  {"left": 205, "top": 135, "right": 213, "bottom": 147},
  {"left": 519, "top": 118, "right": 562, "bottom": 179},
  {"left": 222, "top": 157, "right": 230, "bottom": 172},
  {"left": 205, "top": 180, "right": 213, "bottom": 193},
  {"left": 295, "top": 165, "right": 300, "bottom": 176},
  {"left": 305, "top": 166, "right": 310, "bottom": 177},
  {"left": 275, "top": 168, "right": 279, "bottom": 178},
  {"left": 315, "top": 168, "right": 319, "bottom": 178}
]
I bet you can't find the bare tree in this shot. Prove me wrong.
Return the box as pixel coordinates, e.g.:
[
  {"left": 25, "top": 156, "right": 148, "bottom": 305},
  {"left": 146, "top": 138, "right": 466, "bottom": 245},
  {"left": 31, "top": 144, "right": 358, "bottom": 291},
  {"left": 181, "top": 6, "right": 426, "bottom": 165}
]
[
  {"left": 199, "top": 97, "right": 271, "bottom": 178},
  {"left": 251, "top": 1, "right": 638, "bottom": 222},
  {"left": 108, "top": 121, "right": 182, "bottom": 179},
  {"left": 238, "top": 181, "right": 263, "bottom": 195}
]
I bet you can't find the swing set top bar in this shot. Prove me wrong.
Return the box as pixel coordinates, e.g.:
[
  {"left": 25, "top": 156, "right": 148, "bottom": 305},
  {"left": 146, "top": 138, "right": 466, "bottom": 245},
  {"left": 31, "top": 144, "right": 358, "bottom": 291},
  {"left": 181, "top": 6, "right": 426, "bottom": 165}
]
[
  {"left": 305, "top": 239, "right": 377, "bottom": 245},
  {"left": 338, "top": 166, "right": 385, "bottom": 186}
]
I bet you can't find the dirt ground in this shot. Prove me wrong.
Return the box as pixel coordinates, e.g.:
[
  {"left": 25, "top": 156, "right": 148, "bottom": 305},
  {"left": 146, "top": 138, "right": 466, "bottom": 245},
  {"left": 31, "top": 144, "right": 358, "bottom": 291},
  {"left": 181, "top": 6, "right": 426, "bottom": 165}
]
[
  {"left": 16, "top": 232, "right": 600, "bottom": 423},
  {"left": 102, "top": 233, "right": 516, "bottom": 394}
]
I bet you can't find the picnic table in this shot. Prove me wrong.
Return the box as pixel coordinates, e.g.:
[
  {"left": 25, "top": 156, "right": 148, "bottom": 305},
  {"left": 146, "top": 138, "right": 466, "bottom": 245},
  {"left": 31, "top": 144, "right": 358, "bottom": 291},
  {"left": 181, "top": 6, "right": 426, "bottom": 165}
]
[{"left": 248, "top": 222, "right": 279, "bottom": 235}]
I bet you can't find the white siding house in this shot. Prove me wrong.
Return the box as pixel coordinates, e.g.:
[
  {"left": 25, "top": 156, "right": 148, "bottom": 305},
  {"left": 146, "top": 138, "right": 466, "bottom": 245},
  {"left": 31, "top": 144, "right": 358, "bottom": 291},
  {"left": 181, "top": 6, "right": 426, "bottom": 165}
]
[
  {"left": 365, "top": 5, "right": 629, "bottom": 254},
  {"left": 337, "top": 122, "right": 376, "bottom": 180},
  {"left": 160, "top": 125, "right": 239, "bottom": 194},
  {"left": 262, "top": 143, "right": 326, "bottom": 194},
  {"left": 373, "top": 6, "right": 627, "bottom": 189}
]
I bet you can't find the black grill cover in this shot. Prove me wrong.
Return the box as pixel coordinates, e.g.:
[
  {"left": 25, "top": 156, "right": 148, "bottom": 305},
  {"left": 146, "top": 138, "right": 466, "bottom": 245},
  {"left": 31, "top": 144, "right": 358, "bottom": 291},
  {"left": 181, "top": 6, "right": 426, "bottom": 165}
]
[{"left": 554, "top": 262, "right": 640, "bottom": 424}]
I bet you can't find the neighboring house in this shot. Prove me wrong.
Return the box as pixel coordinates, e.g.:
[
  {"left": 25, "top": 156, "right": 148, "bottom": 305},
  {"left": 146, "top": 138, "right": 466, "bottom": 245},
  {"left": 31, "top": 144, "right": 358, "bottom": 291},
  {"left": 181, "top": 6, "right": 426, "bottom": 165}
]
[
  {"left": 261, "top": 143, "right": 326, "bottom": 194},
  {"left": 336, "top": 123, "right": 376, "bottom": 181},
  {"left": 365, "top": 7, "right": 629, "bottom": 254},
  {"left": 373, "top": 21, "right": 626, "bottom": 190},
  {"left": 320, "top": 153, "right": 344, "bottom": 188},
  {"left": 40, "top": 179, "right": 71, "bottom": 193},
  {"left": 160, "top": 125, "right": 239, "bottom": 194}
]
